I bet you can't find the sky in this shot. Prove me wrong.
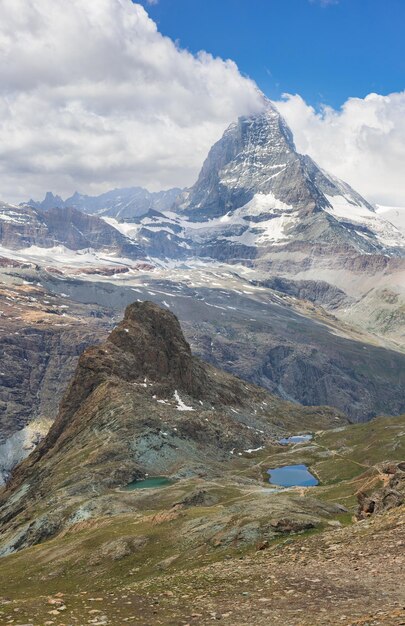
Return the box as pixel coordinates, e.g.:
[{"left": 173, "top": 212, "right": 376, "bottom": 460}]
[
  {"left": 139, "top": 0, "right": 405, "bottom": 109},
  {"left": 0, "top": 0, "right": 404, "bottom": 206}
]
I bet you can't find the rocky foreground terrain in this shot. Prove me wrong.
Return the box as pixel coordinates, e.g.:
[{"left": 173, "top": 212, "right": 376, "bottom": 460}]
[
  {"left": 0, "top": 303, "right": 403, "bottom": 625},
  {"left": 0, "top": 412, "right": 404, "bottom": 624}
]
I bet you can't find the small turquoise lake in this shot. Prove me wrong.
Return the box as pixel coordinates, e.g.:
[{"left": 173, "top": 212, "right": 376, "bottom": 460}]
[
  {"left": 267, "top": 464, "right": 318, "bottom": 487},
  {"left": 122, "top": 476, "right": 174, "bottom": 491}
]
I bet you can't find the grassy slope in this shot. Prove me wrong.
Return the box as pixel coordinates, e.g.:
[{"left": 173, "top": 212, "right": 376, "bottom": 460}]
[{"left": 0, "top": 415, "right": 404, "bottom": 625}]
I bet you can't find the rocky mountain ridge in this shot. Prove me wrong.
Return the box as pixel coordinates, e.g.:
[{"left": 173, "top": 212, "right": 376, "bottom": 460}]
[
  {"left": 0, "top": 202, "right": 143, "bottom": 258},
  {"left": 0, "top": 301, "right": 345, "bottom": 554},
  {"left": 27, "top": 186, "right": 182, "bottom": 220}
]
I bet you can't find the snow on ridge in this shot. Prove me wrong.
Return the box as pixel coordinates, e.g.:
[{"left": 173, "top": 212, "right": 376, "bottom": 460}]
[
  {"left": 324, "top": 194, "right": 374, "bottom": 221},
  {"left": 325, "top": 194, "right": 405, "bottom": 248},
  {"left": 0, "top": 243, "right": 146, "bottom": 270},
  {"left": 102, "top": 217, "right": 140, "bottom": 238},
  {"left": 153, "top": 193, "right": 296, "bottom": 248},
  {"left": 375, "top": 205, "right": 405, "bottom": 238},
  {"left": 103, "top": 214, "right": 186, "bottom": 241},
  {"left": 0, "top": 204, "right": 33, "bottom": 224}
]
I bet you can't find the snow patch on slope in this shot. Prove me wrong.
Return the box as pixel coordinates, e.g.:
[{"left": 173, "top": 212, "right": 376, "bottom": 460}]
[
  {"left": 235, "top": 192, "right": 293, "bottom": 217},
  {"left": 0, "top": 243, "right": 145, "bottom": 271},
  {"left": 102, "top": 217, "right": 140, "bottom": 238},
  {"left": 375, "top": 206, "right": 405, "bottom": 238},
  {"left": 174, "top": 390, "right": 194, "bottom": 411},
  {"left": 168, "top": 193, "right": 296, "bottom": 247},
  {"left": 325, "top": 194, "right": 405, "bottom": 249}
]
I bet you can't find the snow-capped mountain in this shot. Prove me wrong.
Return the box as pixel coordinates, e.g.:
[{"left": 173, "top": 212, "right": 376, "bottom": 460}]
[
  {"left": 0, "top": 202, "right": 143, "bottom": 258},
  {"left": 20, "top": 104, "right": 405, "bottom": 262},
  {"left": 169, "top": 104, "right": 405, "bottom": 258},
  {"left": 81, "top": 105, "right": 404, "bottom": 263},
  {"left": 27, "top": 186, "right": 182, "bottom": 220}
]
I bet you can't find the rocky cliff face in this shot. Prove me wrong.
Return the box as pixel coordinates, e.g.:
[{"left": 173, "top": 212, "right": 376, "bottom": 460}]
[
  {"left": 0, "top": 417, "right": 52, "bottom": 486},
  {"left": 0, "top": 203, "right": 143, "bottom": 258},
  {"left": 0, "top": 301, "right": 344, "bottom": 554},
  {"left": 177, "top": 104, "right": 327, "bottom": 220},
  {"left": 0, "top": 274, "right": 110, "bottom": 442}
]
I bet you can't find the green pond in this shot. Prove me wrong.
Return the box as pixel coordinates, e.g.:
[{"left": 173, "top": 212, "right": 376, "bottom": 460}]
[{"left": 122, "top": 476, "right": 174, "bottom": 491}]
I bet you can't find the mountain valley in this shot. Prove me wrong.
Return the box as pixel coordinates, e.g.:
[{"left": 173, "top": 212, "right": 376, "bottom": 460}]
[{"left": 0, "top": 102, "right": 404, "bottom": 626}]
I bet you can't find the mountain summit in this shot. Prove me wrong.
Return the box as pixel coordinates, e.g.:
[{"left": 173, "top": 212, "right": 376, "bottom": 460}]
[
  {"left": 178, "top": 103, "right": 330, "bottom": 219},
  {"left": 173, "top": 104, "right": 404, "bottom": 256}
]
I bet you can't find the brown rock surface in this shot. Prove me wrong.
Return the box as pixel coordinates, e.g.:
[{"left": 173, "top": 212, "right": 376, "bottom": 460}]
[{"left": 357, "top": 462, "right": 405, "bottom": 519}]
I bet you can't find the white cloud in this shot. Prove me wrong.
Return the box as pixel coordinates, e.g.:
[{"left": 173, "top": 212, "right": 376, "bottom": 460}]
[
  {"left": 275, "top": 92, "right": 405, "bottom": 206},
  {"left": 0, "top": 0, "right": 264, "bottom": 203},
  {"left": 1, "top": 0, "right": 402, "bottom": 208}
]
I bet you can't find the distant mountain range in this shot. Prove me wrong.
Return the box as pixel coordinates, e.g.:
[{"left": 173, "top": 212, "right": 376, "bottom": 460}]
[
  {"left": 23, "top": 105, "right": 405, "bottom": 261},
  {"left": 16, "top": 103, "right": 404, "bottom": 265},
  {"left": 0, "top": 202, "right": 143, "bottom": 258},
  {"left": 27, "top": 186, "right": 182, "bottom": 220}
]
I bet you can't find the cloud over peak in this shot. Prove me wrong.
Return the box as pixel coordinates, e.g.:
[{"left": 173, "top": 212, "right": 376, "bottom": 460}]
[
  {"left": 0, "top": 0, "right": 403, "bottom": 207},
  {"left": 276, "top": 91, "right": 405, "bottom": 206},
  {"left": 0, "top": 0, "right": 264, "bottom": 202}
]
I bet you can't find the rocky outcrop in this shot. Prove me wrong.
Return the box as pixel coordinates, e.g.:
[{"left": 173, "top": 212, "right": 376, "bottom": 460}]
[
  {"left": 0, "top": 203, "right": 143, "bottom": 258},
  {"left": 0, "top": 301, "right": 345, "bottom": 554},
  {"left": 254, "top": 277, "right": 352, "bottom": 309},
  {"left": 357, "top": 462, "right": 405, "bottom": 519}
]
